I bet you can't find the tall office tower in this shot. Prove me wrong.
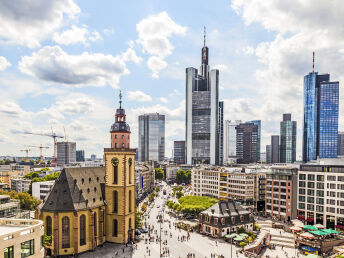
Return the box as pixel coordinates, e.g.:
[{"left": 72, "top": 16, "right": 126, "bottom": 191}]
[
  {"left": 223, "top": 120, "right": 241, "bottom": 164},
  {"left": 248, "top": 120, "right": 261, "bottom": 161},
  {"left": 303, "top": 56, "right": 339, "bottom": 162},
  {"left": 138, "top": 113, "right": 165, "bottom": 162},
  {"left": 173, "top": 141, "right": 185, "bottom": 164},
  {"left": 235, "top": 123, "right": 258, "bottom": 164},
  {"left": 338, "top": 132, "right": 344, "bottom": 156},
  {"left": 56, "top": 141, "right": 76, "bottom": 166},
  {"left": 280, "top": 114, "right": 297, "bottom": 163},
  {"left": 76, "top": 150, "right": 85, "bottom": 162},
  {"left": 218, "top": 101, "right": 224, "bottom": 165},
  {"left": 185, "top": 29, "right": 219, "bottom": 165},
  {"left": 266, "top": 145, "right": 271, "bottom": 163},
  {"left": 271, "top": 135, "right": 279, "bottom": 163}
]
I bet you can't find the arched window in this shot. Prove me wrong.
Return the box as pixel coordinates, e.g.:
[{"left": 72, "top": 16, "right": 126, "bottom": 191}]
[
  {"left": 115, "top": 143, "right": 117, "bottom": 148},
  {"left": 129, "top": 158, "right": 132, "bottom": 184},
  {"left": 94, "top": 212, "right": 97, "bottom": 237},
  {"left": 129, "top": 190, "right": 132, "bottom": 213},
  {"left": 129, "top": 218, "right": 132, "bottom": 229},
  {"left": 115, "top": 135, "right": 117, "bottom": 139},
  {"left": 113, "top": 219, "right": 118, "bottom": 237},
  {"left": 113, "top": 191, "right": 118, "bottom": 213},
  {"left": 121, "top": 135, "right": 124, "bottom": 139},
  {"left": 80, "top": 215, "right": 86, "bottom": 246},
  {"left": 121, "top": 143, "right": 124, "bottom": 148},
  {"left": 62, "top": 216, "right": 70, "bottom": 248},
  {"left": 46, "top": 216, "right": 52, "bottom": 236}
]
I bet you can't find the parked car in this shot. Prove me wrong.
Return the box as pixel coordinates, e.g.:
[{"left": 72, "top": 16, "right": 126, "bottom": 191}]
[
  {"left": 140, "top": 228, "right": 149, "bottom": 233},
  {"left": 135, "top": 229, "right": 142, "bottom": 235}
]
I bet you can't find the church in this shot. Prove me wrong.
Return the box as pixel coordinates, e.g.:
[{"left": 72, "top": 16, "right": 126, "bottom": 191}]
[{"left": 37, "top": 93, "right": 136, "bottom": 257}]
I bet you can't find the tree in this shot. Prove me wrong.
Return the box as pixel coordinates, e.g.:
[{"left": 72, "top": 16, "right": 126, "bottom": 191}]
[
  {"left": 135, "top": 209, "right": 143, "bottom": 229},
  {"left": 40, "top": 167, "right": 51, "bottom": 172},
  {"left": 28, "top": 171, "right": 61, "bottom": 194},
  {"left": 176, "top": 170, "right": 192, "bottom": 184},
  {"left": 240, "top": 242, "right": 246, "bottom": 249},
  {"left": 155, "top": 168, "right": 164, "bottom": 180},
  {"left": 176, "top": 191, "right": 184, "bottom": 199},
  {"left": 155, "top": 186, "right": 160, "bottom": 192},
  {"left": 177, "top": 195, "right": 217, "bottom": 215},
  {"left": 185, "top": 170, "right": 192, "bottom": 184},
  {"left": 172, "top": 203, "right": 180, "bottom": 210},
  {"left": 23, "top": 172, "right": 40, "bottom": 179},
  {"left": 0, "top": 190, "right": 41, "bottom": 210},
  {"left": 141, "top": 203, "right": 147, "bottom": 212}
]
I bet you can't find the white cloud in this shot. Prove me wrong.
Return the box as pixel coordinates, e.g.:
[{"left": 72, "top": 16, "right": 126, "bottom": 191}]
[
  {"left": 0, "top": 56, "right": 11, "bottom": 71},
  {"left": 147, "top": 56, "right": 168, "bottom": 78},
  {"left": 213, "top": 64, "right": 228, "bottom": 71},
  {"left": 103, "top": 28, "right": 115, "bottom": 36},
  {"left": 242, "top": 46, "right": 255, "bottom": 55},
  {"left": 0, "top": 102, "right": 24, "bottom": 116},
  {"left": 127, "top": 91, "right": 152, "bottom": 102},
  {"left": 136, "top": 11, "right": 187, "bottom": 77},
  {"left": 53, "top": 25, "right": 102, "bottom": 46},
  {"left": 121, "top": 48, "right": 142, "bottom": 64},
  {"left": 57, "top": 96, "right": 94, "bottom": 114},
  {"left": 159, "top": 97, "right": 168, "bottom": 103},
  {"left": 19, "top": 45, "right": 130, "bottom": 88},
  {"left": 0, "top": 0, "right": 80, "bottom": 48}
]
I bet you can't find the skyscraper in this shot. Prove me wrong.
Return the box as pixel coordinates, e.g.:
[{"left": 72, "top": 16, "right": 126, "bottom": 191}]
[
  {"left": 76, "top": 150, "right": 85, "bottom": 162},
  {"left": 223, "top": 120, "right": 241, "bottom": 164},
  {"left": 280, "top": 114, "right": 297, "bottom": 163},
  {"left": 173, "top": 141, "right": 185, "bottom": 164},
  {"left": 56, "top": 141, "right": 76, "bottom": 166},
  {"left": 138, "top": 113, "right": 165, "bottom": 162},
  {"left": 218, "top": 101, "right": 224, "bottom": 165},
  {"left": 266, "top": 145, "right": 271, "bottom": 164},
  {"left": 271, "top": 135, "right": 279, "bottom": 163},
  {"left": 248, "top": 120, "right": 261, "bottom": 161},
  {"left": 303, "top": 59, "right": 339, "bottom": 162},
  {"left": 338, "top": 132, "right": 344, "bottom": 156},
  {"left": 235, "top": 123, "right": 258, "bottom": 164},
  {"left": 185, "top": 29, "right": 219, "bottom": 165}
]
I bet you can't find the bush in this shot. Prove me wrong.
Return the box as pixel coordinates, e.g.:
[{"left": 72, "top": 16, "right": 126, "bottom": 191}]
[
  {"left": 240, "top": 242, "right": 246, "bottom": 249},
  {"left": 237, "top": 227, "right": 246, "bottom": 234},
  {"left": 176, "top": 191, "right": 184, "bottom": 199},
  {"left": 172, "top": 203, "right": 180, "bottom": 210},
  {"left": 155, "top": 186, "right": 160, "bottom": 192},
  {"left": 177, "top": 195, "right": 217, "bottom": 215},
  {"left": 141, "top": 203, "right": 147, "bottom": 212}
]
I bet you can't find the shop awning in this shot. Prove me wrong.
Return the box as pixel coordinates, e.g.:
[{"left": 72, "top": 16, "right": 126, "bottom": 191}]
[
  {"left": 303, "top": 225, "right": 318, "bottom": 230},
  {"left": 321, "top": 228, "right": 339, "bottom": 234},
  {"left": 315, "top": 224, "right": 325, "bottom": 229},
  {"left": 225, "top": 233, "right": 239, "bottom": 239},
  {"left": 290, "top": 226, "right": 302, "bottom": 231},
  {"left": 309, "top": 230, "right": 329, "bottom": 236},
  {"left": 300, "top": 232, "right": 315, "bottom": 239}
]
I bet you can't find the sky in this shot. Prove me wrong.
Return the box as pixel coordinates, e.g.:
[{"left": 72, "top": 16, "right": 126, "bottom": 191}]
[{"left": 0, "top": 0, "right": 343, "bottom": 160}]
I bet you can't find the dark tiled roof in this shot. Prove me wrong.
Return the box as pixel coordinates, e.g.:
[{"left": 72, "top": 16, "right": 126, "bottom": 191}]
[{"left": 39, "top": 167, "right": 105, "bottom": 212}]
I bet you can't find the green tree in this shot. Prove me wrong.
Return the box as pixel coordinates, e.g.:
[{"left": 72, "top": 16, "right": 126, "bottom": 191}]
[
  {"left": 185, "top": 170, "right": 192, "bottom": 184},
  {"left": 176, "top": 170, "right": 186, "bottom": 184},
  {"left": 176, "top": 191, "right": 184, "bottom": 199},
  {"left": 23, "top": 172, "right": 40, "bottom": 179},
  {"left": 135, "top": 209, "right": 143, "bottom": 229},
  {"left": 172, "top": 203, "right": 180, "bottom": 210},
  {"left": 28, "top": 171, "right": 61, "bottom": 194},
  {"left": 0, "top": 190, "right": 41, "bottom": 210},
  {"left": 155, "top": 186, "right": 160, "bottom": 192},
  {"left": 155, "top": 168, "right": 164, "bottom": 180},
  {"left": 240, "top": 242, "right": 246, "bottom": 249},
  {"left": 40, "top": 167, "right": 51, "bottom": 172}
]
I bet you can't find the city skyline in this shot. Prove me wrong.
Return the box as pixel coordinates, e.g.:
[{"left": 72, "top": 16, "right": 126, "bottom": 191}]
[{"left": 0, "top": 1, "right": 343, "bottom": 160}]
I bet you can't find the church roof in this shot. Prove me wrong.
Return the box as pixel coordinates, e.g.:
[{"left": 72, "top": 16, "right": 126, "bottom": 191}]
[{"left": 39, "top": 167, "right": 106, "bottom": 212}]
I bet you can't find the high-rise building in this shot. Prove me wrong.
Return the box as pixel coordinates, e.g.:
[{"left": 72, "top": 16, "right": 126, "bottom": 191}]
[
  {"left": 90, "top": 154, "right": 96, "bottom": 161},
  {"left": 266, "top": 145, "right": 271, "bottom": 164},
  {"left": 235, "top": 123, "right": 258, "bottom": 164},
  {"left": 303, "top": 67, "right": 339, "bottom": 162},
  {"left": 218, "top": 101, "right": 224, "bottom": 165},
  {"left": 185, "top": 30, "right": 219, "bottom": 165},
  {"left": 338, "top": 132, "right": 344, "bottom": 156},
  {"left": 138, "top": 113, "right": 165, "bottom": 162},
  {"left": 271, "top": 135, "right": 279, "bottom": 163},
  {"left": 173, "top": 141, "right": 185, "bottom": 164},
  {"left": 223, "top": 120, "right": 241, "bottom": 164},
  {"left": 56, "top": 141, "right": 76, "bottom": 166},
  {"left": 248, "top": 120, "right": 261, "bottom": 161},
  {"left": 280, "top": 114, "right": 297, "bottom": 163},
  {"left": 76, "top": 150, "right": 85, "bottom": 162}
]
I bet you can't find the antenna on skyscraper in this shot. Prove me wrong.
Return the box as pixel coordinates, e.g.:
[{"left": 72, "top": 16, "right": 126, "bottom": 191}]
[
  {"left": 312, "top": 51, "right": 315, "bottom": 72},
  {"left": 204, "top": 26, "right": 206, "bottom": 47}
]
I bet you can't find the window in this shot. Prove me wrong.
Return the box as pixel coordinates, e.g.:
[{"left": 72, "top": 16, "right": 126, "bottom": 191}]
[
  {"left": 299, "top": 181, "right": 306, "bottom": 187},
  {"left": 317, "top": 175, "right": 324, "bottom": 181},
  {"left": 115, "top": 143, "right": 117, "bottom": 148},
  {"left": 80, "top": 215, "right": 86, "bottom": 246},
  {"left": 129, "top": 158, "right": 132, "bottom": 184},
  {"left": 62, "top": 217, "right": 70, "bottom": 248},
  {"left": 129, "top": 190, "right": 132, "bottom": 213},
  {"left": 46, "top": 216, "right": 52, "bottom": 236},
  {"left": 129, "top": 218, "right": 132, "bottom": 229},
  {"left": 113, "top": 191, "right": 118, "bottom": 213},
  {"left": 113, "top": 166, "right": 118, "bottom": 184},
  {"left": 121, "top": 135, "right": 124, "bottom": 139},
  {"left": 113, "top": 219, "right": 118, "bottom": 237},
  {"left": 4, "top": 246, "right": 14, "bottom": 258},
  {"left": 94, "top": 212, "right": 97, "bottom": 237},
  {"left": 307, "top": 174, "right": 315, "bottom": 181},
  {"left": 21, "top": 239, "right": 34, "bottom": 257},
  {"left": 115, "top": 135, "right": 117, "bottom": 139},
  {"left": 307, "top": 182, "right": 315, "bottom": 188},
  {"left": 299, "top": 174, "right": 306, "bottom": 180},
  {"left": 121, "top": 143, "right": 124, "bottom": 148}
]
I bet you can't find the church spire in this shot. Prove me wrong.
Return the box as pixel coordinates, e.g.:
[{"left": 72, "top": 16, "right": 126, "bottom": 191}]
[{"left": 119, "top": 90, "right": 122, "bottom": 109}]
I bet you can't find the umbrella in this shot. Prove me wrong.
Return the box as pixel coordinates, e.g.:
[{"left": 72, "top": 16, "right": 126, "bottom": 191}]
[
  {"left": 300, "top": 232, "right": 315, "bottom": 239},
  {"left": 290, "top": 226, "right": 302, "bottom": 231},
  {"left": 315, "top": 224, "right": 325, "bottom": 229},
  {"left": 309, "top": 230, "right": 329, "bottom": 236},
  {"left": 303, "top": 225, "right": 318, "bottom": 231},
  {"left": 321, "top": 228, "right": 339, "bottom": 234},
  {"left": 239, "top": 233, "right": 248, "bottom": 237},
  {"left": 305, "top": 254, "right": 318, "bottom": 258},
  {"left": 234, "top": 236, "right": 245, "bottom": 241},
  {"left": 292, "top": 219, "right": 304, "bottom": 226},
  {"left": 225, "top": 233, "right": 238, "bottom": 239}
]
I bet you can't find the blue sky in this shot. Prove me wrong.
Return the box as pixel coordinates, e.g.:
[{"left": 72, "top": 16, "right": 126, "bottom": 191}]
[{"left": 0, "top": 0, "right": 343, "bottom": 159}]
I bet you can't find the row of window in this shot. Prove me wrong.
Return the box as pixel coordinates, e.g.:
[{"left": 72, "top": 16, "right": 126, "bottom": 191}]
[{"left": 113, "top": 159, "right": 133, "bottom": 185}]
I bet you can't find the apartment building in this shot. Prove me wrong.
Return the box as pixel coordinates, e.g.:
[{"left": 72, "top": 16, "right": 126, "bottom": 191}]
[
  {"left": 10, "top": 178, "right": 31, "bottom": 192},
  {"left": 192, "top": 166, "right": 266, "bottom": 210},
  {"left": 297, "top": 164, "right": 344, "bottom": 229},
  {"left": 31, "top": 180, "right": 55, "bottom": 200},
  {"left": 135, "top": 162, "right": 155, "bottom": 200},
  {"left": 265, "top": 166, "right": 298, "bottom": 221}
]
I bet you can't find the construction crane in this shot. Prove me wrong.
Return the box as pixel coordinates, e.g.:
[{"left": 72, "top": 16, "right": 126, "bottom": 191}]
[
  {"left": 20, "top": 149, "right": 31, "bottom": 162},
  {"left": 25, "top": 144, "right": 49, "bottom": 163},
  {"left": 23, "top": 129, "right": 63, "bottom": 167}
]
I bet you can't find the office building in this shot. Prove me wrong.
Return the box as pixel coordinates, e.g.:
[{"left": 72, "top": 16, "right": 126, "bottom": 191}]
[
  {"left": 32, "top": 180, "right": 55, "bottom": 200},
  {"left": 265, "top": 166, "right": 298, "bottom": 221},
  {"left": 280, "top": 114, "right": 297, "bottom": 163},
  {"left": 10, "top": 178, "right": 30, "bottom": 192},
  {"left": 235, "top": 123, "right": 258, "bottom": 164},
  {"left": 56, "top": 141, "right": 76, "bottom": 166},
  {"left": 271, "top": 135, "right": 280, "bottom": 163},
  {"left": 338, "top": 132, "right": 344, "bottom": 156},
  {"left": 76, "top": 150, "right": 85, "bottom": 162},
  {"left": 138, "top": 113, "right": 165, "bottom": 162},
  {"left": 218, "top": 101, "right": 224, "bottom": 165},
  {"left": 297, "top": 164, "right": 344, "bottom": 229},
  {"left": 185, "top": 32, "right": 219, "bottom": 165},
  {"left": 90, "top": 154, "right": 96, "bottom": 161},
  {"left": 266, "top": 145, "right": 271, "bottom": 164},
  {"left": 303, "top": 70, "right": 339, "bottom": 162},
  {"left": 134, "top": 162, "right": 155, "bottom": 201},
  {"left": 223, "top": 120, "right": 241, "bottom": 164},
  {"left": 173, "top": 141, "right": 185, "bottom": 164},
  {"left": 248, "top": 120, "right": 261, "bottom": 161}
]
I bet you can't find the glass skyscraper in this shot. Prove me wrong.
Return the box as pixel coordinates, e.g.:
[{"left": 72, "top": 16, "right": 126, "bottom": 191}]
[
  {"left": 280, "top": 114, "right": 297, "bottom": 163},
  {"left": 185, "top": 33, "right": 219, "bottom": 165},
  {"left": 218, "top": 101, "right": 224, "bottom": 165},
  {"left": 303, "top": 71, "right": 339, "bottom": 162},
  {"left": 235, "top": 123, "right": 258, "bottom": 164},
  {"left": 138, "top": 113, "right": 165, "bottom": 162},
  {"left": 223, "top": 120, "right": 241, "bottom": 164},
  {"left": 248, "top": 120, "right": 261, "bottom": 161}
]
